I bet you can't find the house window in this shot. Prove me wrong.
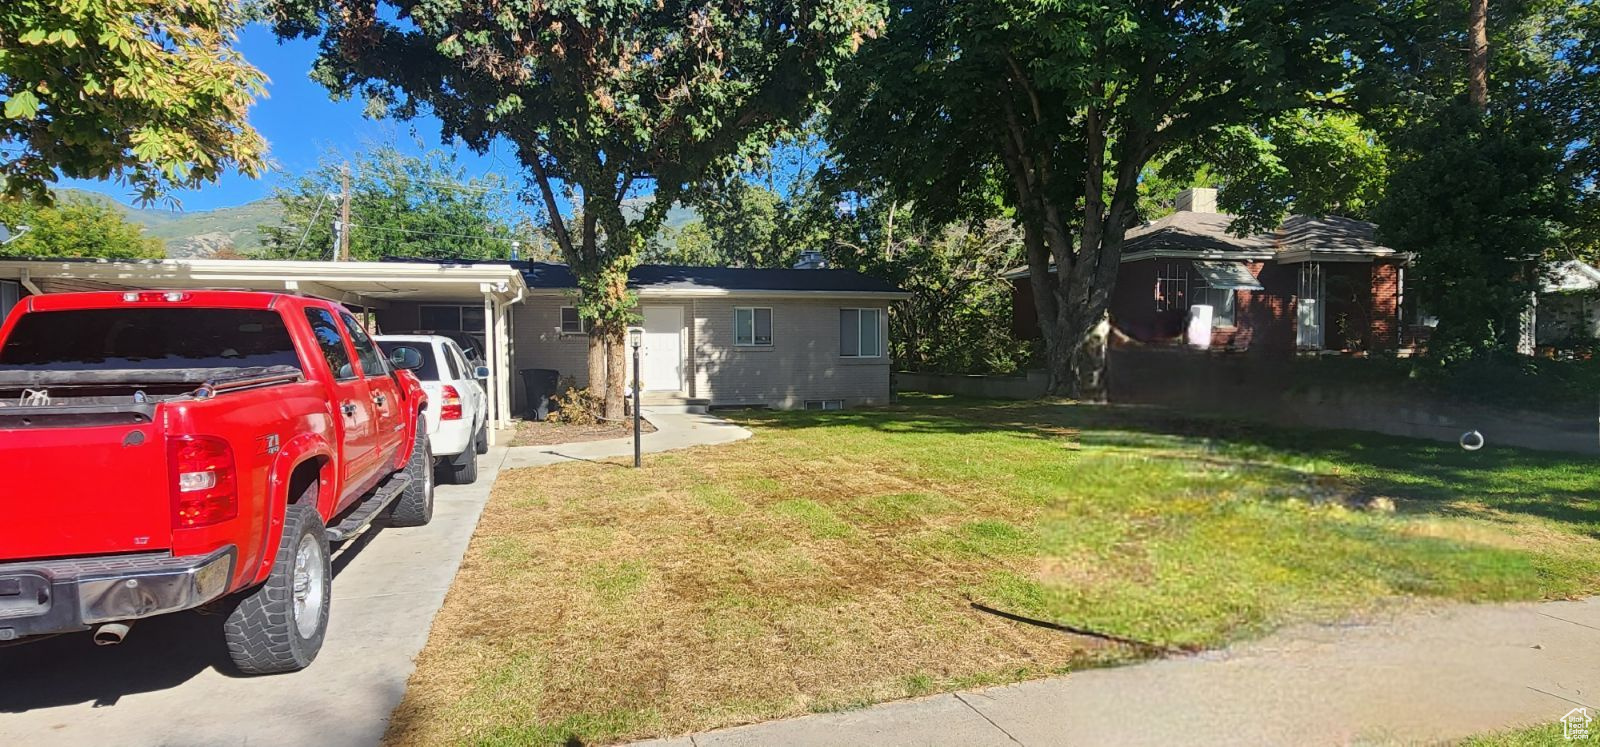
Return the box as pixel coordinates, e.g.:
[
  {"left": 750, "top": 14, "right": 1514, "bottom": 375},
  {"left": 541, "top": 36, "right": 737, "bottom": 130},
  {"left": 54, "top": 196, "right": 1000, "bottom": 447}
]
[
  {"left": 1157, "top": 264, "right": 1234, "bottom": 328},
  {"left": 0, "top": 280, "right": 18, "bottom": 322},
  {"left": 840, "top": 308, "right": 883, "bottom": 357},
  {"left": 1194, "top": 283, "right": 1236, "bottom": 327},
  {"left": 559, "top": 306, "right": 588, "bottom": 335},
  {"left": 419, "top": 304, "right": 486, "bottom": 332},
  {"left": 734, "top": 307, "right": 773, "bottom": 346},
  {"left": 1155, "top": 263, "right": 1190, "bottom": 312},
  {"left": 805, "top": 399, "right": 844, "bottom": 411}
]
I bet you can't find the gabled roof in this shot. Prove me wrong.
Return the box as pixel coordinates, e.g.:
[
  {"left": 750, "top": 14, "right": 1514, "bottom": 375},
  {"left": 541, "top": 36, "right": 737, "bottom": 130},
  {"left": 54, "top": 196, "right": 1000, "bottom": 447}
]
[
  {"left": 1542, "top": 259, "right": 1600, "bottom": 293},
  {"left": 1121, "top": 211, "right": 1276, "bottom": 257},
  {"left": 1003, "top": 210, "right": 1400, "bottom": 278},
  {"left": 517, "top": 261, "right": 908, "bottom": 297}
]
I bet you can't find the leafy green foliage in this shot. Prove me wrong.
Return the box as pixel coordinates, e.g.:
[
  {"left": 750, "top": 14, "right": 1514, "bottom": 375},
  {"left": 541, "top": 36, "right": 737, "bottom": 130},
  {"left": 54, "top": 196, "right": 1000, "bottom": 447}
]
[
  {"left": 1166, "top": 112, "right": 1389, "bottom": 235},
  {"left": 828, "top": 0, "right": 1381, "bottom": 397},
  {"left": 0, "top": 0, "right": 267, "bottom": 203},
  {"left": 1376, "top": 105, "right": 1565, "bottom": 360},
  {"left": 0, "top": 196, "right": 164, "bottom": 258},
  {"left": 648, "top": 181, "right": 787, "bottom": 268},
  {"left": 833, "top": 213, "right": 1031, "bottom": 375},
  {"left": 268, "top": 0, "right": 884, "bottom": 414},
  {"left": 256, "top": 145, "right": 532, "bottom": 261}
]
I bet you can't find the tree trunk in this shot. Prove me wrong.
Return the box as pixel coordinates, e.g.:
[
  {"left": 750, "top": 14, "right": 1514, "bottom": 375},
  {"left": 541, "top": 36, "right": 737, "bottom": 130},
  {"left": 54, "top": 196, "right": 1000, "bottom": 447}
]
[
  {"left": 1468, "top": 0, "right": 1489, "bottom": 111},
  {"left": 603, "top": 327, "right": 627, "bottom": 421},
  {"left": 1042, "top": 307, "right": 1111, "bottom": 402},
  {"left": 586, "top": 330, "right": 606, "bottom": 392}
]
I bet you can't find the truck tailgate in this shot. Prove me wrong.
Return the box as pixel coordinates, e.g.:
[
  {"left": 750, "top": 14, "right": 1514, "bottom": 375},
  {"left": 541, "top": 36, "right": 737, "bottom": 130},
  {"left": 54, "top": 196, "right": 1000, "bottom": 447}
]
[{"left": 0, "top": 412, "right": 171, "bottom": 559}]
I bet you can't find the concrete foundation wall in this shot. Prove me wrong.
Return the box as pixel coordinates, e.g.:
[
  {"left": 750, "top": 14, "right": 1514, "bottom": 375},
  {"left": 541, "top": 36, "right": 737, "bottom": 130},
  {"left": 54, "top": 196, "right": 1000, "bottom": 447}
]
[
  {"left": 896, "top": 370, "right": 1049, "bottom": 400},
  {"left": 1110, "top": 348, "right": 1597, "bottom": 455}
]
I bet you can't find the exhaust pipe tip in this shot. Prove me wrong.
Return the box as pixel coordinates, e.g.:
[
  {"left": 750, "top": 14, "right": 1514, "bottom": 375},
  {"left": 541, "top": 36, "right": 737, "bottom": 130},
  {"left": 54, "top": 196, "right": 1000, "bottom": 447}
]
[{"left": 92, "top": 622, "right": 130, "bottom": 646}]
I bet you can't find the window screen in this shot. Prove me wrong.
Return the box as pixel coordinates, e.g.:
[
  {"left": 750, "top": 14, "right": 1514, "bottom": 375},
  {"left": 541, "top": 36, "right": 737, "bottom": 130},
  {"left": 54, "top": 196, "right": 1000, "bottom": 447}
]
[
  {"left": 839, "top": 308, "right": 882, "bottom": 357},
  {"left": 0, "top": 308, "right": 299, "bottom": 370},
  {"left": 560, "top": 307, "right": 586, "bottom": 334},
  {"left": 734, "top": 307, "right": 772, "bottom": 346}
]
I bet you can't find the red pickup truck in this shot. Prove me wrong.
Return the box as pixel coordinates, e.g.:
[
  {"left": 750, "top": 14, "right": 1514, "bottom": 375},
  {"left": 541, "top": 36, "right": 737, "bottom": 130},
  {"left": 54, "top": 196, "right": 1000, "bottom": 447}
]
[{"left": 0, "top": 290, "right": 434, "bottom": 674}]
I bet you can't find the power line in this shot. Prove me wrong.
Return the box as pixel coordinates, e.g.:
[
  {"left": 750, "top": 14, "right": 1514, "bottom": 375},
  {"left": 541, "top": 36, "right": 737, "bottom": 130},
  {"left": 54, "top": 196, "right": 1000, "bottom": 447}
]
[
  {"left": 350, "top": 168, "right": 526, "bottom": 197},
  {"left": 290, "top": 191, "right": 331, "bottom": 260},
  {"left": 346, "top": 222, "right": 526, "bottom": 242}
]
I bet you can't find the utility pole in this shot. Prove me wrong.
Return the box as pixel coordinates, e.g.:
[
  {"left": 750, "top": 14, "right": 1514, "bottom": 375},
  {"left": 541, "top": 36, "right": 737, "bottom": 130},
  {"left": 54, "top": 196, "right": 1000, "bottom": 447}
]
[{"left": 338, "top": 162, "right": 352, "bottom": 261}]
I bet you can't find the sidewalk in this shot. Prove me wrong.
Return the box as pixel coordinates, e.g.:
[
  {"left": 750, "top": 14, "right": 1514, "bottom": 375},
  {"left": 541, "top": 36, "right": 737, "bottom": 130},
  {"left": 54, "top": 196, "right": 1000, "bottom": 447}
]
[
  {"left": 639, "top": 597, "right": 1600, "bottom": 746},
  {"left": 500, "top": 409, "right": 752, "bottom": 469}
]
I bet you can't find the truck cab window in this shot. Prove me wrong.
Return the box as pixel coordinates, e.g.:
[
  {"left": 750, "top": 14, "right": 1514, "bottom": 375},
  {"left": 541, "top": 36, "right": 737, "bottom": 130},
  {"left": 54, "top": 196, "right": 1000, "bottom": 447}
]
[
  {"left": 339, "top": 312, "right": 388, "bottom": 377},
  {"left": 303, "top": 308, "right": 356, "bottom": 380}
]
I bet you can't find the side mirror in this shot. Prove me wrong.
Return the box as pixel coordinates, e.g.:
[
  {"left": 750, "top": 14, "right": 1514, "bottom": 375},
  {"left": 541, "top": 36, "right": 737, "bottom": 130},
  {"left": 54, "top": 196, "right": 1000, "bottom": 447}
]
[
  {"left": 389, "top": 345, "right": 425, "bottom": 371},
  {"left": 474, "top": 365, "right": 490, "bottom": 379}
]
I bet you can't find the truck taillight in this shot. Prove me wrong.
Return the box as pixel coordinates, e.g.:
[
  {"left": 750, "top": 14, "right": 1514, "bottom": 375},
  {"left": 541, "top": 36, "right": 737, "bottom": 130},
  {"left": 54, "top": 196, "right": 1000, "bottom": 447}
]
[
  {"left": 168, "top": 436, "right": 237, "bottom": 528},
  {"left": 440, "top": 385, "right": 463, "bottom": 421}
]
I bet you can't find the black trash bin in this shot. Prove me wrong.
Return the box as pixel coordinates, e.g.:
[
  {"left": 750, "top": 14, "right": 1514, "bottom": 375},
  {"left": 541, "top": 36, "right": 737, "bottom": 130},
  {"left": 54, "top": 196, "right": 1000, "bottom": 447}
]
[{"left": 519, "top": 368, "right": 562, "bottom": 420}]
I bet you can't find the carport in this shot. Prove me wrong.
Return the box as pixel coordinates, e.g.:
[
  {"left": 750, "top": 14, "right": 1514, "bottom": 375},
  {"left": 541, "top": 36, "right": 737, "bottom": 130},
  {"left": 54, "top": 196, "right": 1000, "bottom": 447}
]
[{"left": 0, "top": 258, "right": 528, "bottom": 444}]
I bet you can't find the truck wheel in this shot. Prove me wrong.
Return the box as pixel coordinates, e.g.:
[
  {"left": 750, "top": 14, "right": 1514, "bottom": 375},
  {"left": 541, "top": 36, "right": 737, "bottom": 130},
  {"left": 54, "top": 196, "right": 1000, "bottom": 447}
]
[
  {"left": 474, "top": 422, "right": 489, "bottom": 454},
  {"left": 449, "top": 449, "right": 479, "bottom": 485},
  {"left": 223, "top": 502, "right": 330, "bottom": 675},
  {"left": 386, "top": 419, "right": 434, "bottom": 527}
]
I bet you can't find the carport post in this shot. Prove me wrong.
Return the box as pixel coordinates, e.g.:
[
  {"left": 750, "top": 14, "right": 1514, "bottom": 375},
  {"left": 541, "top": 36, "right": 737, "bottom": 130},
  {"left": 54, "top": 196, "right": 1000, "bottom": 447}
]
[{"left": 481, "top": 288, "right": 499, "bottom": 446}]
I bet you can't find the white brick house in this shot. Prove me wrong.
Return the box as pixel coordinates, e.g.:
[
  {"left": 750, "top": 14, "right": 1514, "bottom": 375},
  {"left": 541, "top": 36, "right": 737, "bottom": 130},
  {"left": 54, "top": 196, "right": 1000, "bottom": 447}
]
[{"left": 375, "top": 261, "right": 910, "bottom": 411}]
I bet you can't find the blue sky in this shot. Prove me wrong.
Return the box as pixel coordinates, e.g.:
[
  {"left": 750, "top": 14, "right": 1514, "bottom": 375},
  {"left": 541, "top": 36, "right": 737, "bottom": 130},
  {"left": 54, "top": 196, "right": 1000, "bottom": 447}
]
[{"left": 61, "top": 24, "right": 517, "bottom": 213}]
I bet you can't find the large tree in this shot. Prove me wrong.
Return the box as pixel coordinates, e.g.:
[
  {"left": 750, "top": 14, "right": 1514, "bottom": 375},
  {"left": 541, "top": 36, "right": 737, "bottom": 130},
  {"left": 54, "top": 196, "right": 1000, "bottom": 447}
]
[
  {"left": 0, "top": 0, "right": 267, "bottom": 203},
  {"left": 269, "top": 0, "right": 882, "bottom": 417},
  {"left": 828, "top": 0, "right": 1380, "bottom": 399},
  {"left": 258, "top": 145, "right": 530, "bottom": 261},
  {"left": 1368, "top": 0, "right": 1587, "bottom": 359}
]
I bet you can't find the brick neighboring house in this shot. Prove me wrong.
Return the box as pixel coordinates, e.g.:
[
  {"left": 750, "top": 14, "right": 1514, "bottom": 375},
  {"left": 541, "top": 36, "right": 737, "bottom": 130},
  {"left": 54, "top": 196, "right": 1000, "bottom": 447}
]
[{"left": 1010, "top": 188, "right": 1416, "bottom": 354}]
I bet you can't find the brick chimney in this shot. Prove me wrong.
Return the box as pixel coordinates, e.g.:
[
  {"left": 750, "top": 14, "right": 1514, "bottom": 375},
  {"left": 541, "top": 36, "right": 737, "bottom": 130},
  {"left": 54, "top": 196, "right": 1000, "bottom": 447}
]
[{"left": 1174, "top": 187, "right": 1218, "bottom": 213}]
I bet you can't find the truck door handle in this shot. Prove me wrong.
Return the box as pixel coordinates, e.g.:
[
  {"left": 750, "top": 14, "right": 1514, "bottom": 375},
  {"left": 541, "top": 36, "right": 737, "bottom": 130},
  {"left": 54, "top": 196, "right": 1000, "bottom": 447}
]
[
  {"left": 372, "top": 393, "right": 386, "bottom": 407},
  {"left": 341, "top": 402, "right": 357, "bottom": 417}
]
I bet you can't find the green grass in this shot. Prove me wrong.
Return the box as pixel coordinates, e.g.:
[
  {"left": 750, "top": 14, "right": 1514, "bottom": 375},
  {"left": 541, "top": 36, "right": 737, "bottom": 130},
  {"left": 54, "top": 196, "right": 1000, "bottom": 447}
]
[
  {"left": 390, "top": 394, "right": 1600, "bottom": 745},
  {"left": 1461, "top": 722, "right": 1574, "bottom": 746}
]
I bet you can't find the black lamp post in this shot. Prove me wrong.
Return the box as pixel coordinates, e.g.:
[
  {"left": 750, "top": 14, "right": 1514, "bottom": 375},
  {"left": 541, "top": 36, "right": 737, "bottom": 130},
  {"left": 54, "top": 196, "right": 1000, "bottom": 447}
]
[{"left": 629, "top": 327, "right": 643, "bottom": 468}]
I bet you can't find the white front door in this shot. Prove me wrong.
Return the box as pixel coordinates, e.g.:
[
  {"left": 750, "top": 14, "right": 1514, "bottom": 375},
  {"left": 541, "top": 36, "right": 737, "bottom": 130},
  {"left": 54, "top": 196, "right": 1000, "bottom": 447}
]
[
  {"left": 640, "top": 306, "right": 684, "bottom": 392},
  {"left": 1296, "top": 263, "right": 1325, "bottom": 349}
]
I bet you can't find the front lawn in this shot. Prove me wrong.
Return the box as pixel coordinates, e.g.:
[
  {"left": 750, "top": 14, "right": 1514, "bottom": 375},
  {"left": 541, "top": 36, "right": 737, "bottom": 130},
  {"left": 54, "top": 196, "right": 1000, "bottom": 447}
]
[{"left": 389, "top": 395, "right": 1600, "bottom": 745}]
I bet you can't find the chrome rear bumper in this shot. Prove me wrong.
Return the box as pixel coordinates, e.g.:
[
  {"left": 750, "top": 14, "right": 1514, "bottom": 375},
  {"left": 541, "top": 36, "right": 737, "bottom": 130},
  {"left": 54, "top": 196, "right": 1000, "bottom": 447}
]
[{"left": 0, "top": 547, "right": 235, "bottom": 640}]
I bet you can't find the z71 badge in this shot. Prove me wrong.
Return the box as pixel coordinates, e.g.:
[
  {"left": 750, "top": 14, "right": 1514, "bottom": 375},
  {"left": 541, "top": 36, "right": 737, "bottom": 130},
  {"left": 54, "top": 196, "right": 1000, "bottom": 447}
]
[{"left": 258, "top": 433, "right": 281, "bottom": 455}]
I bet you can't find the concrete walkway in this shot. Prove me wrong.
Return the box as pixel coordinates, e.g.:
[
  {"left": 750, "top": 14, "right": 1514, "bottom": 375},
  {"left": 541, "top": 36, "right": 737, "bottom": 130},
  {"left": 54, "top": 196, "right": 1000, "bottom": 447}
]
[
  {"left": 641, "top": 597, "right": 1600, "bottom": 746},
  {"left": 501, "top": 409, "right": 752, "bottom": 469},
  {"left": 0, "top": 446, "right": 512, "bottom": 746}
]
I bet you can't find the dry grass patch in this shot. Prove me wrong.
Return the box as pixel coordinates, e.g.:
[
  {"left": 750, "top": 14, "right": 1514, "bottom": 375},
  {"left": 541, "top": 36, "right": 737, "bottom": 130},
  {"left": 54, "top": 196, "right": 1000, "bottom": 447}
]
[{"left": 389, "top": 396, "right": 1600, "bottom": 745}]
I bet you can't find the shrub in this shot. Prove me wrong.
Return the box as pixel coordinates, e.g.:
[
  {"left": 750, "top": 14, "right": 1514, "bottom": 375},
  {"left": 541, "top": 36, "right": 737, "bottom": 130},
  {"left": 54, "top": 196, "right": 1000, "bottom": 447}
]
[{"left": 547, "top": 377, "right": 603, "bottom": 425}]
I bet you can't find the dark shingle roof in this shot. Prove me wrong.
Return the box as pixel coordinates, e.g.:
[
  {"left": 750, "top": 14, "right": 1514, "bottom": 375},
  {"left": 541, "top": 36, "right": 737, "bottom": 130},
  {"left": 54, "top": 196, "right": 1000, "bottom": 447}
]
[
  {"left": 517, "top": 262, "right": 904, "bottom": 294},
  {"left": 1121, "top": 211, "right": 1277, "bottom": 255}
]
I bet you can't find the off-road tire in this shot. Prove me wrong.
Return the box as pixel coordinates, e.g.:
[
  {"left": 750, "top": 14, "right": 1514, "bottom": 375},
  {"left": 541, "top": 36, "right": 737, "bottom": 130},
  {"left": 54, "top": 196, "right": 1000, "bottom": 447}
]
[
  {"left": 223, "top": 501, "right": 330, "bottom": 675},
  {"left": 386, "top": 418, "right": 434, "bottom": 527},
  {"left": 474, "top": 422, "right": 489, "bottom": 455},
  {"left": 448, "top": 448, "right": 478, "bottom": 484}
]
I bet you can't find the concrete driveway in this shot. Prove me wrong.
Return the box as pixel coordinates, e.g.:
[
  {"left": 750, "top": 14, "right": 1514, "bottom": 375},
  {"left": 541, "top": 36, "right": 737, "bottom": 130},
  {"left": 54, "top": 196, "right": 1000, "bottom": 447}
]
[{"left": 0, "top": 446, "right": 509, "bottom": 746}]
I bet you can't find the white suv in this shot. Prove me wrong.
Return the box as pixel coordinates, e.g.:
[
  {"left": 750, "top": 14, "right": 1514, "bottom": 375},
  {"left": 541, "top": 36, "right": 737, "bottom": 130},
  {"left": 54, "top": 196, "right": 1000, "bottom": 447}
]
[{"left": 375, "top": 334, "right": 489, "bottom": 484}]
